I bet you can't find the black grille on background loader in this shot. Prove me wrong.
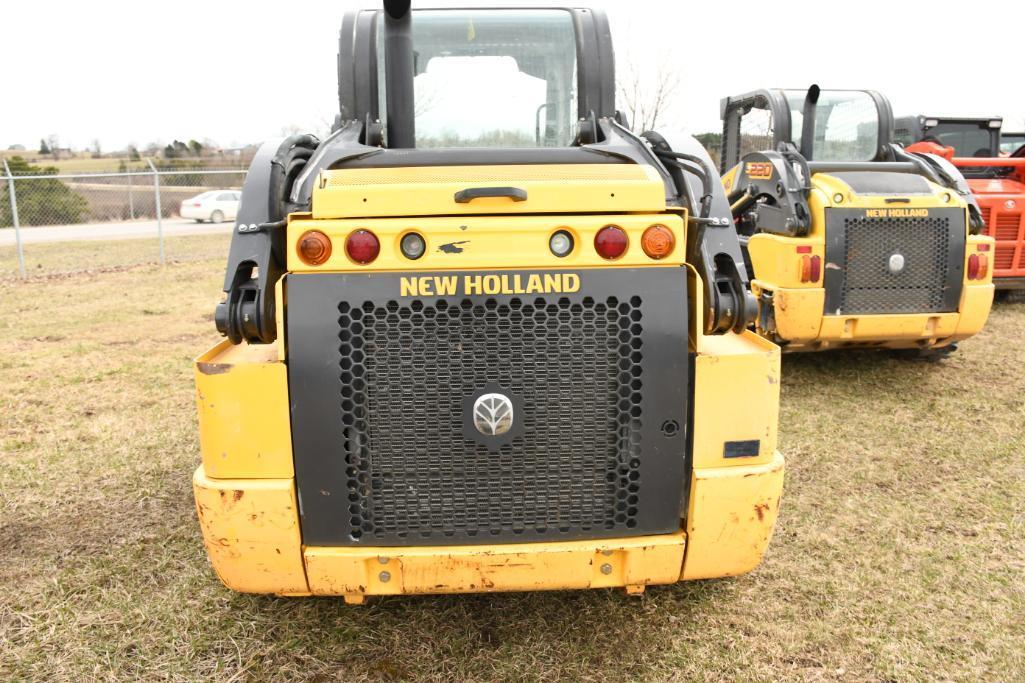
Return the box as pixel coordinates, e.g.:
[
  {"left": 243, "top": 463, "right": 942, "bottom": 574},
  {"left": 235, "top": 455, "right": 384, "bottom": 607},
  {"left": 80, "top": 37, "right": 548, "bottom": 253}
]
[
  {"left": 823, "top": 208, "right": 966, "bottom": 316},
  {"left": 287, "top": 269, "right": 689, "bottom": 546}
]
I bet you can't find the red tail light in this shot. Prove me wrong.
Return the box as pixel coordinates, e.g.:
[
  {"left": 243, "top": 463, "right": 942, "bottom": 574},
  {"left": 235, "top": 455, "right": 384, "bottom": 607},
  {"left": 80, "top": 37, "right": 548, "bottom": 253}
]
[
  {"left": 594, "top": 225, "right": 628, "bottom": 260},
  {"left": 798, "top": 253, "right": 821, "bottom": 283},
  {"left": 809, "top": 255, "right": 821, "bottom": 283},
  {"left": 345, "top": 229, "right": 380, "bottom": 264},
  {"left": 967, "top": 253, "right": 988, "bottom": 280}
]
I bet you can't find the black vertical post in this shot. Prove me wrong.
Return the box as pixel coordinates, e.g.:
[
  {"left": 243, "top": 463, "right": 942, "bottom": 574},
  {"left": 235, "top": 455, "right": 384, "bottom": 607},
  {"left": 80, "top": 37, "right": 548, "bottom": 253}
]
[
  {"left": 383, "top": 0, "right": 415, "bottom": 148},
  {"left": 800, "top": 84, "right": 821, "bottom": 161}
]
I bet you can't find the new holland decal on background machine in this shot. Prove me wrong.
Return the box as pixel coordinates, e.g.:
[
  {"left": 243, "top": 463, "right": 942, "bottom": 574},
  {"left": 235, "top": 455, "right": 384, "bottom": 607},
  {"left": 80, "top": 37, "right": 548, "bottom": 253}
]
[
  {"left": 193, "top": 1, "right": 784, "bottom": 603},
  {"left": 719, "top": 87, "right": 994, "bottom": 354}
]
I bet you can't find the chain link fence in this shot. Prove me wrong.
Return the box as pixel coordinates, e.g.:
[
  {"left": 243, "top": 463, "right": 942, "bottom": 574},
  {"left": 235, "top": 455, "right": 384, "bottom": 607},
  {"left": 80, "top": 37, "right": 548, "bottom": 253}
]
[{"left": 1, "top": 160, "right": 246, "bottom": 279}]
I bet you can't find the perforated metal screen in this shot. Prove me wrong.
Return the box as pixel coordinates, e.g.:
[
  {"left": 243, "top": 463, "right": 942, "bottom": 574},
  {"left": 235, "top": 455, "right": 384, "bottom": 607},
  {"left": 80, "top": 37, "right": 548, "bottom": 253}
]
[
  {"left": 338, "top": 296, "right": 642, "bottom": 542},
  {"left": 824, "top": 208, "right": 965, "bottom": 316},
  {"left": 287, "top": 268, "right": 690, "bottom": 547}
]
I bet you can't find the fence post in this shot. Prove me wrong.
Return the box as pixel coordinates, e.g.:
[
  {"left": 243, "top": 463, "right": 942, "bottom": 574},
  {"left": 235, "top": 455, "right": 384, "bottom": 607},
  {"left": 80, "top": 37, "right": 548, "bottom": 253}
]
[
  {"left": 145, "top": 158, "right": 165, "bottom": 264},
  {"left": 2, "top": 159, "right": 27, "bottom": 278},
  {"left": 127, "top": 168, "right": 135, "bottom": 220}
]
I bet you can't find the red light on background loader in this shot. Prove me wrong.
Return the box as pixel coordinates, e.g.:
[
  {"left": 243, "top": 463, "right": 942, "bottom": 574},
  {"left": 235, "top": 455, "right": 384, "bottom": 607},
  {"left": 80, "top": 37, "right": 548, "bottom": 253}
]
[{"left": 798, "top": 252, "right": 821, "bottom": 283}]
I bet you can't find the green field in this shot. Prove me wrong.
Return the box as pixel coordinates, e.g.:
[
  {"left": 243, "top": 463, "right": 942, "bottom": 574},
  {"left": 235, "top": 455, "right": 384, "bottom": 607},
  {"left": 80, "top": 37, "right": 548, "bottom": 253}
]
[{"left": 1, "top": 244, "right": 1023, "bottom": 681}]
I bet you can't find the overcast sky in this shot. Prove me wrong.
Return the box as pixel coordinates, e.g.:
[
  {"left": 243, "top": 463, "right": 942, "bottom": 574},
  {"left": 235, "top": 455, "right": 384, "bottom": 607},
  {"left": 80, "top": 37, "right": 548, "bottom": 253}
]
[{"left": 3, "top": 0, "right": 1023, "bottom": 151}]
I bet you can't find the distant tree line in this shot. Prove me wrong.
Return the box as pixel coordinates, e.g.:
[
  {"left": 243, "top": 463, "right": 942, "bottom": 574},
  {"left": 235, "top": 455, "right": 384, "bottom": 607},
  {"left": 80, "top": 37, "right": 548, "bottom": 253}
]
[{"left": 163, "top": 139, "right": 205, "bottom": 159}]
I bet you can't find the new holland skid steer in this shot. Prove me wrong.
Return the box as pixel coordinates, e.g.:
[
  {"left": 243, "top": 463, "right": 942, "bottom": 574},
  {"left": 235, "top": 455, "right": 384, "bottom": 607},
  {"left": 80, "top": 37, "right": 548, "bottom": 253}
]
[
  {"left": 900, "top": 116, "right": 1025, "bottom": 290},
  {"left": 193, "top": 2, "right": 784, "bottom": 602},
  {"left": 720, "top": 87, "right": 995, "bottom": 353}
]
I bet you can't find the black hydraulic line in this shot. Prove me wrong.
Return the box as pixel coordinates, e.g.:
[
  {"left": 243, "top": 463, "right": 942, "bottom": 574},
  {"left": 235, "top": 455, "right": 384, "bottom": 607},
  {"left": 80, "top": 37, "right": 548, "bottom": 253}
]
[
  {"left": 806, "top": 161, "right": 919, "bottom": 174},
  {"left": 653, "top": 150, "right": 715, "bottom": 219}
]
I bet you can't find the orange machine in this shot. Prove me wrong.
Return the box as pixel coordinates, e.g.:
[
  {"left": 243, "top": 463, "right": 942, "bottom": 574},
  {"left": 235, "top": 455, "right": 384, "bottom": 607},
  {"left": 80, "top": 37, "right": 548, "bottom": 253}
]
[{"left": 908, "top": 140, "right": 1025, "bottom": 289}]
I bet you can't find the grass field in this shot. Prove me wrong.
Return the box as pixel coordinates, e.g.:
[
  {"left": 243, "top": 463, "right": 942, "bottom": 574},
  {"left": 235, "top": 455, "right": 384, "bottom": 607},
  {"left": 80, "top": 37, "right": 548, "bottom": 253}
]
[
  {"left": 0, "top": 151, "right": 244, "bottom": 174},
  {"left": 1, "top": 243, "right": 1023, "bottom": 681},
  {"left": 0, "top": 233, "right": 230, "bottom": 280}
]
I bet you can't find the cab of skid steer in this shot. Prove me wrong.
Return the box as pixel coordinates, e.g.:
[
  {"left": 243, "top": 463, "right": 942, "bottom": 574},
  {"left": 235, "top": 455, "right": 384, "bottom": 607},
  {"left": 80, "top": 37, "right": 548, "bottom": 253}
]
[
  {"left": 719, "top": 86, "right": 995, "bottom": 352},
  {"left": 1001, "top": 132, "right": 1025, "bottom": 156},
  {"left": 894, "top": 115, "right": 1002, "bottom": 158},
  {"left": 191, "top": 3, "right": 785, "bottom": 603},
  {"left": 902, "top": 117, "right": 1025, "bottom": 290}
]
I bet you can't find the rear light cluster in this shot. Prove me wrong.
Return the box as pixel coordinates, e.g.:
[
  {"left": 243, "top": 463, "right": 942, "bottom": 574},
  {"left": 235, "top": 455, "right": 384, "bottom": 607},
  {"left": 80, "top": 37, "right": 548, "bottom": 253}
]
[
  {"left": 796, "top": 245, "right": 821, "bottom": 284},
  {"left": 297, "top": 224, "right": 679, "bottom": 266},
  {"left": 967, "top": 245, "right": 989, "bottom": 281},
  {"left": 297, "top": 228, "right": 385, "bottom": 266},
  {"left": 593, "top": 224, "right": 676, "bottom": 261}
]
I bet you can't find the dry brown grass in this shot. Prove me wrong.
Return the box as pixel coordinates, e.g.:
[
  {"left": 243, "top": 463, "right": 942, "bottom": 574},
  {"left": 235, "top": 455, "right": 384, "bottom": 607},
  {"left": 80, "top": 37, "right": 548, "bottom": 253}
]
[
  {"left": 0, "top": 233, "right": 229, "bottom": 280},
  {"left": 1, "top": 243, "right": 1023, "bottom": 681}
]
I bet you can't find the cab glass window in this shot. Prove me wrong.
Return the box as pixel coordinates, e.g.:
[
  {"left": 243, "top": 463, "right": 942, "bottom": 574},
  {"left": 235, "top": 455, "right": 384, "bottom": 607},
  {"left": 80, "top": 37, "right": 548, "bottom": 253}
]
[
  {"left": 1000, "top": 135, "right": 1025, "bottom": 155},
  {"left": 786, "top": 90, "right": 880, "bottom": 161},
  {"left": 928, "top": 123, "right": 993, "bottom": 157},
  {"left": 378, "top": 9, "right": 578, "bottom": 148}
]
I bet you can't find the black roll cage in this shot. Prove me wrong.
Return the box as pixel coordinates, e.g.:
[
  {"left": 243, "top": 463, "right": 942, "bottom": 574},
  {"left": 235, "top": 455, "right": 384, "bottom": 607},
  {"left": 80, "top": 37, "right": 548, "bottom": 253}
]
[
  {"left": 716, "top": 85, "right": 985, "bottom": 242},
  {"left": 338, "top": 5, "right": 617, "bottom": 146},
  {"left": 719, "top": 86, "right": 895, "bottom": 173}
]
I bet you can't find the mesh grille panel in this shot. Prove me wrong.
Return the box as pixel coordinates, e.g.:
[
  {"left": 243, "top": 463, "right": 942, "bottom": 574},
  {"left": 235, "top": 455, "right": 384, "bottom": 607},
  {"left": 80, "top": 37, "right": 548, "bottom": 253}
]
[
  {"left": 839, "top": 215, "right": 951, "bottom": 314},
  {"left": 337, "top": 296, "right": 643, "bottom": 543}
]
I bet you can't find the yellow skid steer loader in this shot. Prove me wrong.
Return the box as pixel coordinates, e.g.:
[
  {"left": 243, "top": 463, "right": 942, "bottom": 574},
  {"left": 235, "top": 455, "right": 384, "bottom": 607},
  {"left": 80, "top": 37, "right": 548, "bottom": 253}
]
[{"left": 193, "top": 2, "right": 784, "bottom": 603}]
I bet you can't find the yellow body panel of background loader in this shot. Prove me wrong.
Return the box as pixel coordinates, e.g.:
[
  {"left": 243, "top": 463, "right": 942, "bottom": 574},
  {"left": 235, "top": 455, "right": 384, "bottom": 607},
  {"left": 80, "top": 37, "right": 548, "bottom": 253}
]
[{"left": 745, "top": 173, "right": 994, "bottom": 350}]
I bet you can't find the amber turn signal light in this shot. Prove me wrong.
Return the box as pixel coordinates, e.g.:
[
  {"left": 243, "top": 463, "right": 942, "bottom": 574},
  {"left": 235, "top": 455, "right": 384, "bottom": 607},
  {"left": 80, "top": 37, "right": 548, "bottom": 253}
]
[
  {"left": 641, "top": 224, "right": 675, "bottom": 259},
  {"left": 798, "top": 253, "right": 821, "bottom": 283},
  {"left": 297, "top": 230, "right": 332, "bottom": 266}
]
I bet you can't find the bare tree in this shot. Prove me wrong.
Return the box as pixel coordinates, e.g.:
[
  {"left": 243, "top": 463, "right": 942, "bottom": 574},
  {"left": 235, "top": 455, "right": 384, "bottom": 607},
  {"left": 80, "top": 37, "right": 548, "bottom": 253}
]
[
  {"left": 46, "top": 134, "right": 60, "bottom": 160},
  {"left": 616, "top": 56, "right": 681, "bottom": 134},
  {"left": 90, "top": 138, "right": 102, "bottom": 159}
]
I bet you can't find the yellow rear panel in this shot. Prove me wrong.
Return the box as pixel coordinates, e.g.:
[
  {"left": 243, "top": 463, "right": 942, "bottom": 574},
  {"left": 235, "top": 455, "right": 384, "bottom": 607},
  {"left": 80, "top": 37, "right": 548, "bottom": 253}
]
[{"left": 312, "top": 163, "right": 666, "bottom": 218}]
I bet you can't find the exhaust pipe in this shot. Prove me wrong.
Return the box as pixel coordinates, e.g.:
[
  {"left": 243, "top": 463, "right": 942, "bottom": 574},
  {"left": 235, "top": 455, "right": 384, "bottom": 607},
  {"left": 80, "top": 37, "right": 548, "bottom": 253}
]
[
  {"left": 799, "top": 84, "right": 820, "bottom": 160},
  {"left": 383, "top": 0, "right": 415, "bottom": 148}
]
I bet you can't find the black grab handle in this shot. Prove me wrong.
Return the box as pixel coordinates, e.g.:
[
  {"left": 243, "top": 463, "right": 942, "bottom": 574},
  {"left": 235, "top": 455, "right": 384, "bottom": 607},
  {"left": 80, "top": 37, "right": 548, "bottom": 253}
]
[{"left": 453, "top": 186, "right": 528, "bottom": 203}]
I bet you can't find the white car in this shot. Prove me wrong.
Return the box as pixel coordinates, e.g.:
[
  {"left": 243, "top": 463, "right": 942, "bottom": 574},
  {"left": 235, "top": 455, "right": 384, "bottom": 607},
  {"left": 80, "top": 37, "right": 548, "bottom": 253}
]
[{"left": 180, "top": 190, "right": 241, "bottom": 223}]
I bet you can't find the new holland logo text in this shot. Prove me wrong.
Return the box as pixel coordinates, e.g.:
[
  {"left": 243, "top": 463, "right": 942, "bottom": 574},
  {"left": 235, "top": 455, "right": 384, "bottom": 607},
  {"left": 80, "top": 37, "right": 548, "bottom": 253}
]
[
  {"left": 400, "top": 273, "right": 581, "bottom": 297},
  {"left": 865, "top": 208, "right": 930, "bottom": 218}
]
